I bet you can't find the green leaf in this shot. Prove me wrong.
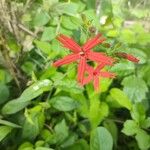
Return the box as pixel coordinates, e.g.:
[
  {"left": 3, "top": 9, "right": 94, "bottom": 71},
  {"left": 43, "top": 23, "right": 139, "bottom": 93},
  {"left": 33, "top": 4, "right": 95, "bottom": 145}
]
[
  {"left": 54, "top": 119, "right": 68, "bottom": 144},
  {"left": 0, "top": 119, "right": 21, "bottom": 128},
  {"left": 100, "top": 0, "right": 113, "bottom": 17},
  {"left": 22, "top": 106, "right": 45, "bottom": 140},
  {"left": 0, "top": 69, "right": 12, "bottom": 83},
  {"left": 21, "top": 61, "right": 36, "bottom": 75},
  {"left": 35, "top": 147, "right": 54, "bottom": 150},
  {"left": 111, "top": 61, "right": 135, "bottom": 77},
  {"left": 55, "top": 2, "right": 78, "bottom": 16},
  {"left": 41, "top": 27, "right": 56, "bottom": 41},
  {"left": 65, "top": 139, "right": 89, "bottom": 150},
  {"left": 88, "top": 93, "right": 109, "bottom": 129},
  {"left": 82, "top": 9, "right": 99, "bottom": 28},
  {"left": 122, "top": 120, "right": 139, "bottom": 136},
  {"left": 141, "top": 117, "right": 150, "bottom": 129},
  {"left": 122, "top": 75, "right": 148, "bottom": 103},
  {"left": 0, "top": 126, "right": 12, "bottom": 142},
  {"left": 61, "top": 16, "right": 78, "bottom": 30},
  {"left": 100, "top": 78, "right": 112, "bottom": 93},
  {"left": 70, "top": 93, "right": 89, "bottom": 118},
  {"left": 86, "top": 0, "right": 96, "bottom": 9},
  {"left": 18, "top": 142, "right": 34, "bottom": 150},
  {"left": 110, "top": 88, "right": 132, "bottom": 110},
  {"left": 135, "top": 129, "right": 150, "bottom": 150},
  {"left": 0, "top": 83, "right": 9, "bottom": 104},
  {"left": 41, "top": 129, "right": 54, "bottom": 144},
  {"left": 42, "top": 0, "right": 58, "bottom": 11},
  {"left": 130, "top": 103, "right": 146, "bottom": 123},
  {"left": 2, "top": 79, "right": 52, "bottom": 114},
  {"left": 50, "top": 96, "right": 79, "bottom": 111},
  {"left": 89, "top": 97, "right": 100, "bottom": 129},
  {"left": 90, "top": 127, "right": 113, "bottom": 150},
  {"left": 56, "top": 79, "right": 84, "bottom": 94},
  {"left": 103, "top": 120, "right": 118, "bottom": 146},
  {"left": 120, "top": 29, "right": 136, "bottom": 44},
  {"left": 34, "top": 40, "right": 51, "bottom": 55},
  {"left": 33, "top": 9, "right": 50, "bottom": 26}
]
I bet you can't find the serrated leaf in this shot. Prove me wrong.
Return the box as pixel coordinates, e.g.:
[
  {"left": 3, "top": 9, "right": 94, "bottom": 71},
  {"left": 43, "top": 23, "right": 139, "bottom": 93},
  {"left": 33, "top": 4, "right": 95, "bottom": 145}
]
[
  {"left": 2, "top": 80, "right": 52, "bottom": 114},
  {"left": 122, "top": 75, "right": 148, "bottom": 103},
  {"left": 90, "top": 127, "right": 113, "bottom": 150},
  {"left": 110, "top": 88, "right": 132, "bottom": 110}
]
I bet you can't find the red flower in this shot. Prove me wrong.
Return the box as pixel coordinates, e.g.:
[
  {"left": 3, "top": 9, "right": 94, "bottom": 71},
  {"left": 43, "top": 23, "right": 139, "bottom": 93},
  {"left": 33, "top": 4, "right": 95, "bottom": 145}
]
[
  {"left": 116, "top": 52, "right": 139, "bottom": 63},
  {"left": 82, "top": 63, "right": 116, "bottom": 91},
  {"left": 53, "top": 34, "right": 115, "bottom": 83}
]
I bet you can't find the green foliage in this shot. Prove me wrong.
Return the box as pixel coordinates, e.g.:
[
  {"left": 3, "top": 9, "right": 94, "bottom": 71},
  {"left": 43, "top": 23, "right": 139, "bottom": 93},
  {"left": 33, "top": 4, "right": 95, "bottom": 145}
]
[
  {"left": 90, "top": 127, "right": 113, "bottom": 150},
  {"left": 50, "top": 96, "right": 80, "bottom": 111},
  {"left": 122, "top": 75, "right": 148, "bottom": 103},
  {"left": 109, "top": 88, "right": 132, "bottom": 110},
  {"left": 0, "top": 126, "right": 12, "bottom": 142},
  {"left": 0, "top": 0, "right": 150, "bottom": 149}
]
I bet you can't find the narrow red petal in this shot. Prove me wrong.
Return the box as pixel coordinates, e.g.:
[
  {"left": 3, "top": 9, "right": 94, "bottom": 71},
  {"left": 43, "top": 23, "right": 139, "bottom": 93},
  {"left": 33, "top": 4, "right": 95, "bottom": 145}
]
[
  {"left": 99, "top": 72, "right": 116, "bottom": 78},
  {"left": 126, "top": 54, "right": 139, "bottom": 63},
  {"left": 87, "top": 51, "right": 115, "bottom": 65},
  {"left": 116, "top": 52, "right": 139, "bottom": 63},
  {"left": 95, "top": 63, "right": 106, "bottom": 72},
  {"left": 82, "top": 34, "right": 102, "bottom": 51},
  {"left": 93, "top": 76, "right": 100, "bottom": 91},
  {"left": 77, "top": 57, "right": 86, "bottom": 83},
  {"left": 84, "top": 38, "right": 105, "bottom": 51},
  {"left": 53, "top": 54, "right": 79, "bottom": 67},
  {"left": 57, "top": 34, "right": 81, "bottom": 53},
  {"left": 85, "top": 64, "right": 94, "bottom": 74},
  {"left": 82, "top": 75, "right": 93, "bottom": 85}
]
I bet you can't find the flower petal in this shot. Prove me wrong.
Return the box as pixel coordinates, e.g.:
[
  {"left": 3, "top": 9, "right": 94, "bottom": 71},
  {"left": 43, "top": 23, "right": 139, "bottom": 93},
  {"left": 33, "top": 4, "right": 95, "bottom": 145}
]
[
  {"left": 87, "top": 51, "right": 115, "bottom": 65},
  {"left": 53, "top": 54, "right": 79, "bottom": 67},
  {"left": 82, "top": 75, "right": 93, "bottom": 85},
  {"left": 57, "top": 34, "right": 81, "bottom": 53},
  {"left": 85, "top": 64, "right": 94, "bottom": 74},
  {"left": 116, "top": 52, "right": 139, "bottom": 63},
  {"left": 82, "top": 34, "right": 105, "bottom": 51},
  {"left": 99, "top": 72, "right": 116, "bottom": 78},
  {"left": 77, "top": 57, "right": 86, "bottom": 83},
  {"left": 95, "top": 63, "right": 106, "bottom": 72},
  {"left": 93, "top": 76, "right": 100, "bottom": 91}
]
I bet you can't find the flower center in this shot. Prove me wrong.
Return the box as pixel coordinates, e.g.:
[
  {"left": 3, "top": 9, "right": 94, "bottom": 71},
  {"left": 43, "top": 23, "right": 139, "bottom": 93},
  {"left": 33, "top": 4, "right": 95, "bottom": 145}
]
[
  {"left": 79, "top": 51, "right": 85, "bottom": 57},
  {"left": 93, "top": 71, "right": 97, "bottom": 76}
]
